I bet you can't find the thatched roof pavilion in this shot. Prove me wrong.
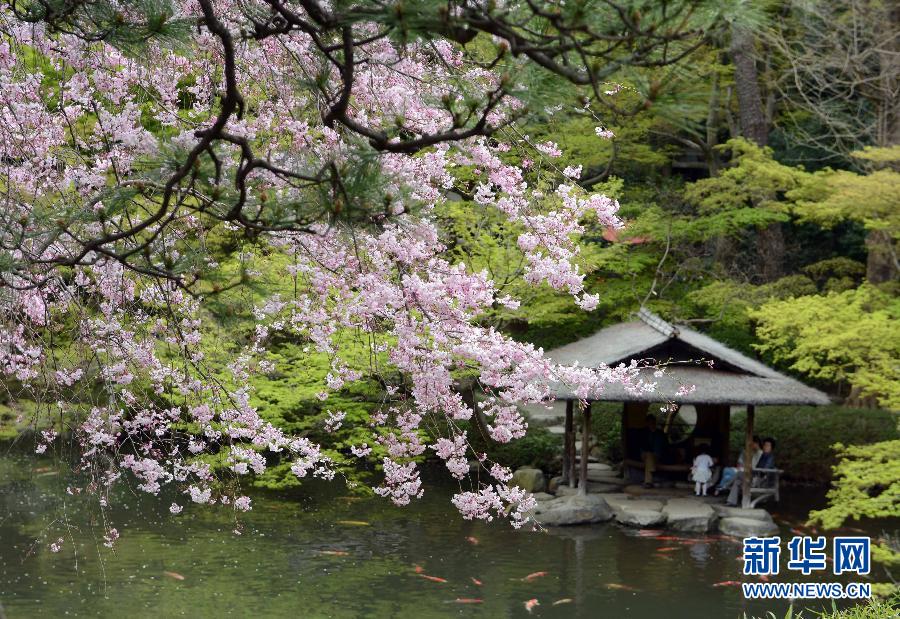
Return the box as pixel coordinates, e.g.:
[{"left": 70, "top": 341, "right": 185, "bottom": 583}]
[{"left": 546, "top": 308, "right": 829, "bottom": 507}]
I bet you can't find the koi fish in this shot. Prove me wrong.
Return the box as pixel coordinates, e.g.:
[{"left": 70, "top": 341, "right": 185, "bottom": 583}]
[
  {"left": 553, "top": 598, "right": 573, "bottom": 606},
  {"left": 420, "top": 574, "right": 448, "bottom": 583},
  {"left": 653, "top": 536, "right": 681, "bottom": 541},
  {"left": 317, "top": 550, "right": 349, "bottom": 556},
  {"left": 524, "top": 599, "right": 540, "bottom": 613},
  {"left": 712, "top": 580, "right": 742, "bottom": 587},
  {"left": 656, "top": 547, "right": 679, "bottom": 552},
  {"left": 605, "top": 583, "right": 639, "bottom": 592},
  {"left": 414, "top": 565, "right": 424, "bottom": 574},
  {"left": 465, "top": 536, "right": 479, "bottom": 545},
  {"left": 163, "top": 571, "right": 185, "bottom": 581},
  {"left": 337, "top": 520, "right": 370, "bottom": 526},
  {"left": 637, "top": 529, "right": 663, "bottom": 537},
  {"left": 522, "top": 571, "right": 549, "bottom": 581},
  {"left": 455, "top": 598, "right": 483, "bottom": 604},
  {"left": 470, "top": 577, "right": 483, "bottom": 586}
]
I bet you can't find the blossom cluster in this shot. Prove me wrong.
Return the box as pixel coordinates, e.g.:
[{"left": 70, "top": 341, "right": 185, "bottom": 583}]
[{"left": 0, "top": 2, "right": 653, "bottom": 543}]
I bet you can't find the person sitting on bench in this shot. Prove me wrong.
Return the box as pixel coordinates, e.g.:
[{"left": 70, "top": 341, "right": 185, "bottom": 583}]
[
  {"left": 726, "top": 437, "right": 776, "bottom": 506},
  {"left": 715, "top": 435, "right": 762, "bottom": 496}
]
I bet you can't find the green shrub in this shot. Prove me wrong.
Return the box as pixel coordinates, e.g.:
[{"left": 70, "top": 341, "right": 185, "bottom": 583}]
[
  {"left": 590, "top": 402, "right": 624, "bottom": 462},
  {"left": 729, "top": 406, "right": 899, "bottom": 482},
  {"left": 475, "top": 425, "right": 561, "bottom": 472},
  {"left": 749, "top": 595, "right": 899, "bottom": 618}
]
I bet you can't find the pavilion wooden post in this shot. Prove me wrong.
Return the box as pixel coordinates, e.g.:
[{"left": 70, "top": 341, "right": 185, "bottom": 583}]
[
  {"left": 579, "top": 402, "right": 592, "bottom": 495},
  {"left": 563, "top": 399, "right": 574, "bottom": 486},
  {"left": 741, "top": 404, "right": 755, "bottom": 508}
]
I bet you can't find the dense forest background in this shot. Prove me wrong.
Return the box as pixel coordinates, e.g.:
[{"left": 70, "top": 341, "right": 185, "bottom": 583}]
[{"left": 1, "top": 0, "right": 897, "bottom": 541}]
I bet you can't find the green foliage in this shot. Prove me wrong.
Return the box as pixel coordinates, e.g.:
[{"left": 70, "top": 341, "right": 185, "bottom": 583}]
[
  {"left": 728, "top": 406, "right": 899, "bottom": 482},
  {"left": 810, "top": 440, "right": 900, "bottom": 528},
  {"left": 684, "top": 139, "right": 800, "bottom": 221},
  {"left": 472, "top": 425, "right": 561, "bottom": 472},
  {"left": 590, "top": 401, "right": 624, "bottom": 462},
  {"left": 751, "top": 285, "right": 900, "bottom": 408},
  {"left": 809, "top": 439, "right": 900, "bottom": 599},
  {"left": 749, "top": 597, "right": 900, "bottom": 619},
  {"left": 685, "top": 275, "right": 819, "bottom": 353},
  {"left": 803, "top": 258, "right": 867, "bottom": 293},
  {"left": 790, "top": 147, "right": 900, "bottom": 235}
]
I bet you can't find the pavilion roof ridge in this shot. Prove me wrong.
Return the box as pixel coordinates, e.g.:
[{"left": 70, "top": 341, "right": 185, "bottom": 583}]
[{"left": 636, "top": 306, "right": 678, "bottom": 338}]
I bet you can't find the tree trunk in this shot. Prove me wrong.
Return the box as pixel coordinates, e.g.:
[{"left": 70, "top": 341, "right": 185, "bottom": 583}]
[
  {"left": 865, "top": 229, "right": 899, "bottom": 283},
  {"left": 757, "top": 223, "right": 786, "bottom": 281},
  {"left": 866, "top": 6, "right": 900, "bottom": 284},
  {"left": 731, "top": 24, "right": 785, "bottom": 281},
  {"left": 730, "top": 25, "right": 768, "bottom": 147}
]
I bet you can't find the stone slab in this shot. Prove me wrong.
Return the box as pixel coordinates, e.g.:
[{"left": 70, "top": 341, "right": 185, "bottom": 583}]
[
  {"left": 613, "top": 502, "right": 667, "bottom": 528},
  {"left": 661, "top": 498, "right": 717, "bottom": 533},
  {"left": 596, "top": 493, "right": 631, "bottom": 510},
  {"left": 533, "top": 494, "right": 614, "bottom": 526},
  {"left": 718, "top": 516, "right": 778, "bottom": 537},
  {"left": 555, "top": 482, "right": 624, "bottom": 496},
  {"left": 712, "top": 505, "right": 774, "bottom": 522},
  {"left": 586, "top": 463, "right": 613, "bottom": 472}
]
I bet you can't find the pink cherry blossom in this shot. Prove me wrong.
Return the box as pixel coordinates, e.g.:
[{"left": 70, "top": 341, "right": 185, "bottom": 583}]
[{"left": 0, "top": 2, "right": 655, "bottom": 542}]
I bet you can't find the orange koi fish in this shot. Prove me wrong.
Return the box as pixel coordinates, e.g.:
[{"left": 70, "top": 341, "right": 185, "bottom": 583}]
[
  {"left": 605, "top": 583, "right": 639, "bottom": 592},
  {"left": 455, "top": 598, "right": 483, "bottom": 604},
  {"left": 317, "top": 550, "right": 349, "bottom": 557},
  {"left": 420, "top": 574, "right": 448, "bottom": 583},
  {"left": 524, "top": 599, "right": 540, "bottom": 613},
  {"left": 163, "top": 571, "right": 185, "bottom": 581},
  {"left": 712, "top": 580, "right": 742, "bottom": 587},
  {"left": 522, "top": 571, "right": 549, "bottom": 581},
  {"left": 465, "top": 536, "right": 479, "bottom": 545},
  {"left": 470, "top": 577, "right": 483, "bottom": 586}
]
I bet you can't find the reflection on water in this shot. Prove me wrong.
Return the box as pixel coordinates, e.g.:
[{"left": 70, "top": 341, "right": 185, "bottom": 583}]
[{"left": 0, "top": 453, "right": 875, "bottom": 618}]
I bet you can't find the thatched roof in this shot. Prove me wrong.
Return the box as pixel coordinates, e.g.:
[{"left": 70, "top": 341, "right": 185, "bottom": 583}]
[{"left": 546, "top": 309, "right": 830, "bottom": 406}]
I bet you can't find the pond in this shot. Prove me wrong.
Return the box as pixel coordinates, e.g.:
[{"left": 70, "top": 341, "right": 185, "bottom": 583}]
[{"left": 0, "top": 452, "right": 877, "bottom": 618}]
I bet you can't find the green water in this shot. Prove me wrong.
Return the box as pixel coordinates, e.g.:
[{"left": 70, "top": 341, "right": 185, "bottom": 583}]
[{"left": 0, "top": 454, "right": 876, "bottom": 618}]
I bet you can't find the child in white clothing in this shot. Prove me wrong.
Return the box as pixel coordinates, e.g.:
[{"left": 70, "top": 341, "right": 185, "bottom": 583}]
[{"left": 691, "top": 444, "right": 714, "bottom": 496}]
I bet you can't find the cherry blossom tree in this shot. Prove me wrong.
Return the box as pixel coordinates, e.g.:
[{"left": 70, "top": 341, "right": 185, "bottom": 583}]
[{"left": 0, "top": 0, "right": 715, "bottom": 540}]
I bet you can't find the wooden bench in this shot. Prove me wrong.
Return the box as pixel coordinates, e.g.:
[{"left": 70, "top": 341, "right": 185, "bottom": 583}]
[{"left": 749, "top": 467, "right": 783, "bottom": 507}]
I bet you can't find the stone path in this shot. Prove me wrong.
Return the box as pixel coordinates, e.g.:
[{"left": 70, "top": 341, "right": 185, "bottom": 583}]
[{"left": 528, "top": 470, "right": 778, "bottom": 535}]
